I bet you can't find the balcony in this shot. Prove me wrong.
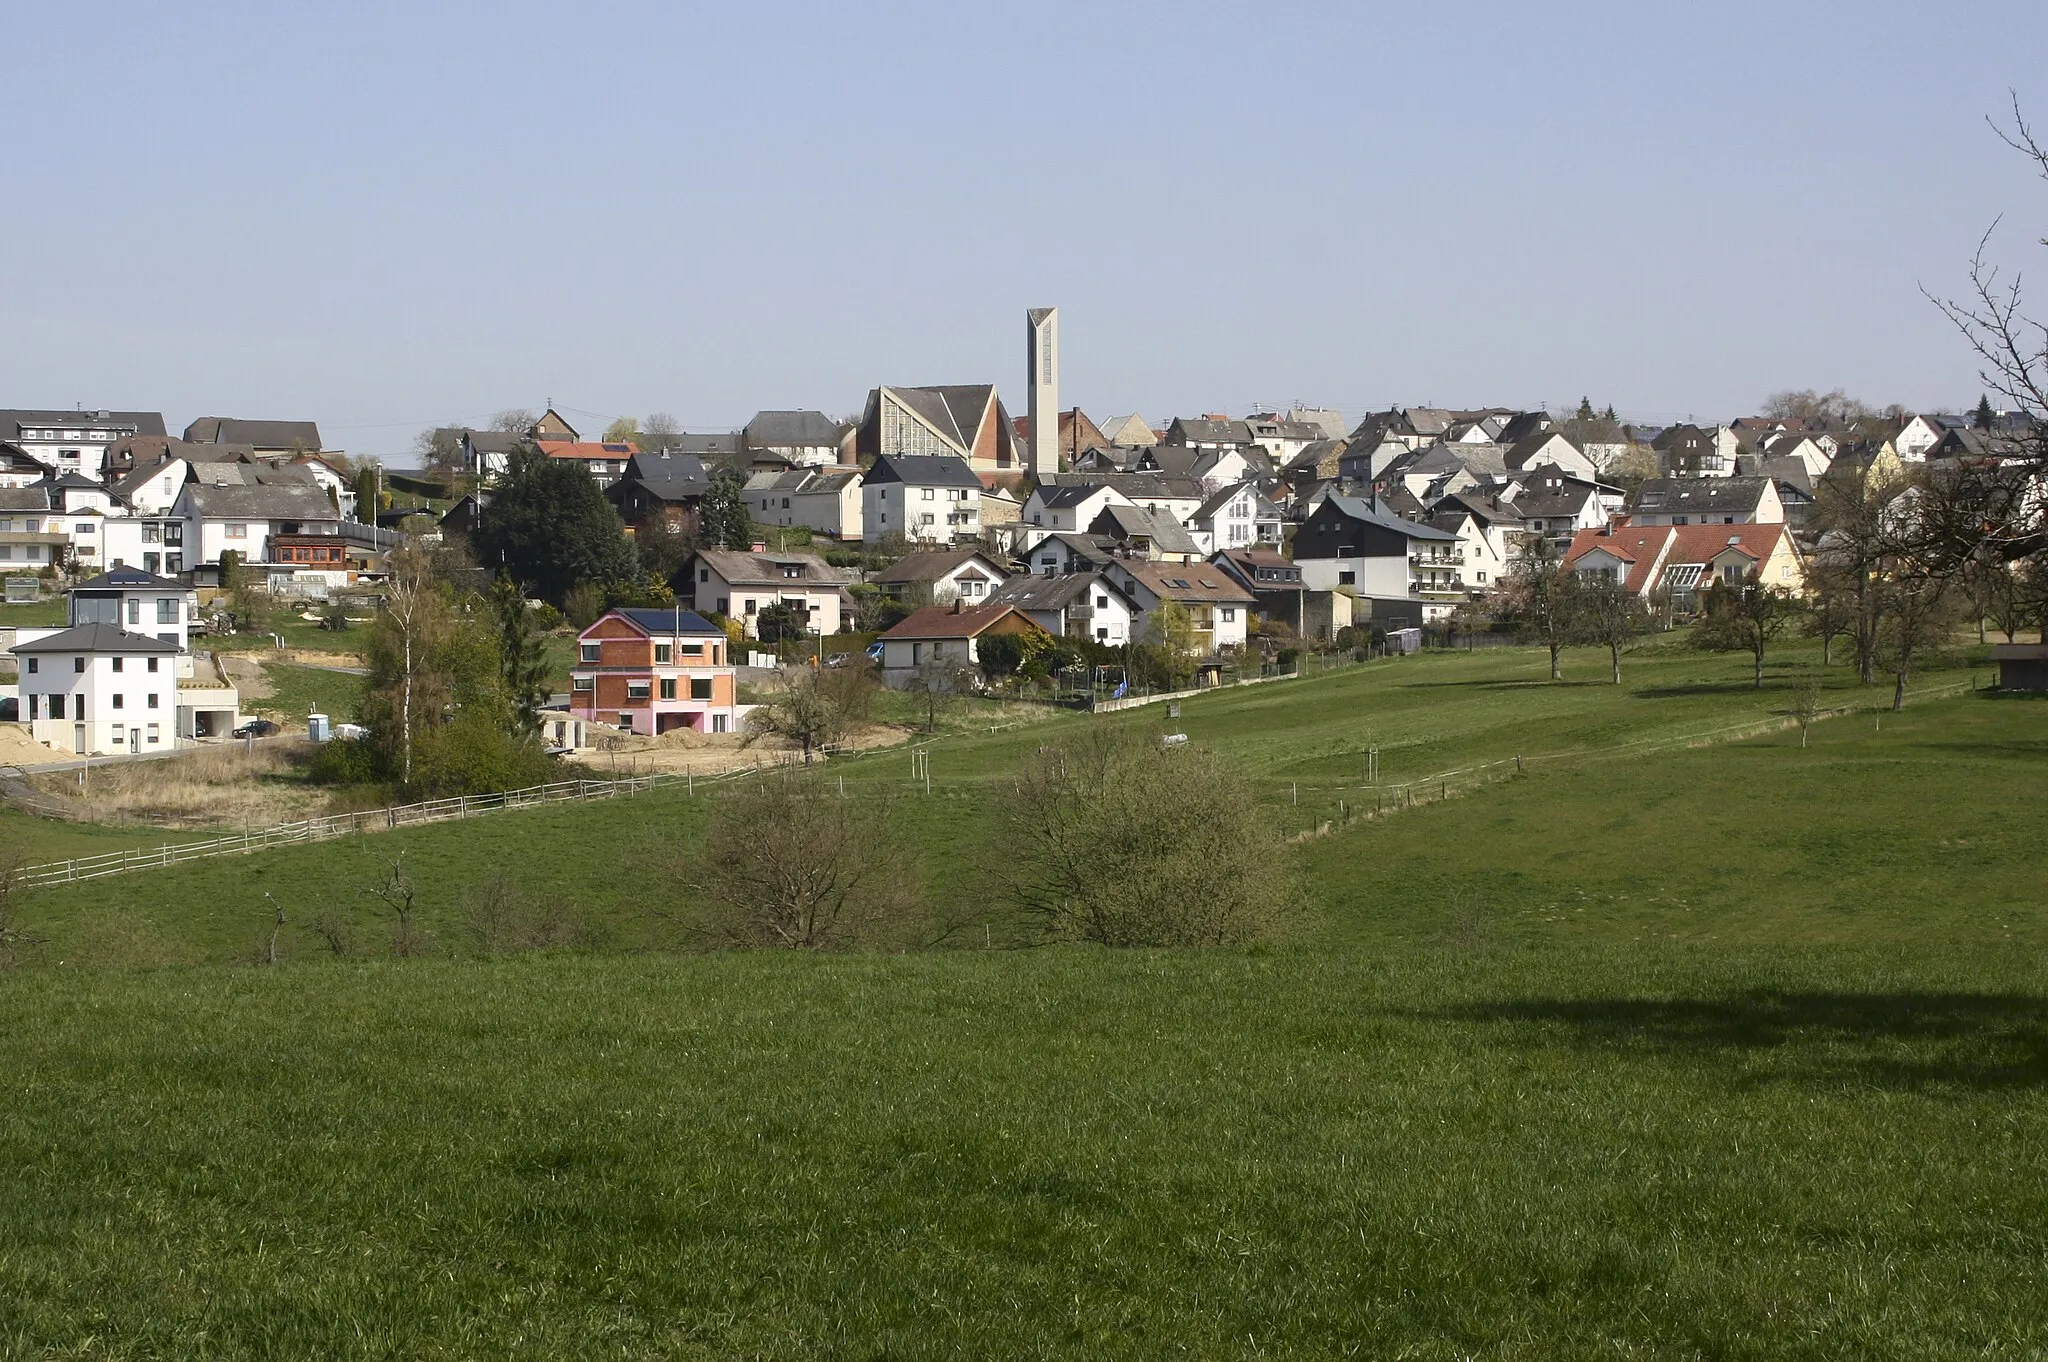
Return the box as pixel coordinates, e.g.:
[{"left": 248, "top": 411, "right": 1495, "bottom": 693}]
[{"left": 1409, "top": 580, "right": 1467, "bottom": 599}]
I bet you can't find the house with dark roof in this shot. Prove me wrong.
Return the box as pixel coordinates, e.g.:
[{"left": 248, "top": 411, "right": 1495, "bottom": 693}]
[
  {"left": 607, "top": 451, "right": 714, "bottom": 534},
  {"left": 989, "top": 570, "right": 1141, "bottom": 646},
  {"left": 1629, "top": 476, "right": 1783, "bottom": 527},
  {"left": 567, "top": 606, "right": 738, "bottom": 736},
  {"left": 1020, "top": 481, "right": 1131, "bottom": 533},
  {"left": 1186, "top": 481, "right": 1268, "bottom": 554},
  {"left": 743, "top": 411, "right": 845, "bottom": 468},
  {"left": 685, "top": 548, "right": 855, "bottom": 638},
  {"left": 183, "top": 417, "right": 326, "bottom": 456},
  {"left": 1651, "top": 423, "right": 1732, "bottom": 478},
  {"left": 871, "top": 549, "right": 1008, "bottom": 605},
  {"left": 861, "top": 453, "right": 984, "bottom": 545},
  {"left": 874, "top": 603, "right": 1050, "bottom": 683},
  {"left": 171, "top": 480, "right": 342, "bottom": 575},
  {"left": 1293, "top": 494, "right": 1467, "bottom": 622},
  {"left": 0, "top": 409, "right": 166, "bottom": 481},
  {"left": 1086, "top": 504, "right": 1204, "bottom": 562},
  {"left": 855, "top": 385, "right": 1024, "bottom": 476},
  {"left": 1208, "top": 547, "right": 1354, "bottom": 643},
  {"left": 1161, "top": 416, "right": 1255, "bottom": 452},
  {"left": 1042, "top": 471, "right": 1209, "bottom": 524}
]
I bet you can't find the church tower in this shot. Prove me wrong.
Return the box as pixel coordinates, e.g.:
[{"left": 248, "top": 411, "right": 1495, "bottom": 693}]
[{"left": 1026, "top": 307, "right": 1059, "bottom": 480}]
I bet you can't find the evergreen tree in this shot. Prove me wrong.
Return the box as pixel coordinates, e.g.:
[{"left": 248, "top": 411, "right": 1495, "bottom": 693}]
[
  {"left": 1973, "top": 393, "right": 1995, "bottom": 430},
  {"left": 351, "top": 465, "right": 379, "bottom": 521},
  {"left": 491, "top": 576, "right": 551, "bottom": 734},
  {"left": 698, "top": 465, "right": 754, "bottom": 550},
  {"left": 1575, "top": 396, "right": 1596, "bottom": 422},
  {"left": 471, "top": 444, "right": 640, "bottom": 605}
]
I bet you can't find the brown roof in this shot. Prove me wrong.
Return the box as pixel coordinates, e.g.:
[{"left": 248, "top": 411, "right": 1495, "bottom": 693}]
[
  {"left": 1114, "top": 560, "right": 1256, "bottom": 604},
  {"left": 693, "top": 549, "right": 853, "bottom": 588},
  {"left": 878, "top": 603, "right": 1041, "bottom": 640},
  {"left": 870, "top": 549, "right": 1002, "bottom": 585}
]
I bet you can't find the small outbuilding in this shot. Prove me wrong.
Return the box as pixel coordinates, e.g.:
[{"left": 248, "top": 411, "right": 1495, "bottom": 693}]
[{"left": 1992, "top": 643, "right": 2048, "bottom": 692}]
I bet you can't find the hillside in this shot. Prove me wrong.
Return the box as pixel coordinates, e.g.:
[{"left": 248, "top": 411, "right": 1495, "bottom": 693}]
[{"left": 1, "top": 646, "right": 2043, "bottom": 1357}]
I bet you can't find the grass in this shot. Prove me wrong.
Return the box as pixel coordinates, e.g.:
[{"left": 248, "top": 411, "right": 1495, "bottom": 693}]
[
  {"left": 1, "top": 642, "right": 2043, "bottom": 1356},
  {"left": 248, "top": 660, "right": 368, "bottom": 725},
  {"left": 0, "top": 597, "right": 67, "bottom": 628}
]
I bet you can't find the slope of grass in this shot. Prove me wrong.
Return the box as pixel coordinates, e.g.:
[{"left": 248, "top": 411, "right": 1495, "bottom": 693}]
[{"left": 0, "top": 655, "right": 2044, "bottom": 1356}]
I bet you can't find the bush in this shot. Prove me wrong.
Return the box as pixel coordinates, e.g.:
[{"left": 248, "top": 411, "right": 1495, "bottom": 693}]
[
  {"left": 306, "top": 737, "right": 381, "bottom": 787},
  {"left": 681, "top": 774, "right": 926, "bottom": 949},
  {"left": 1005, "top": 729, "right": 1295, "bottom": 947}
]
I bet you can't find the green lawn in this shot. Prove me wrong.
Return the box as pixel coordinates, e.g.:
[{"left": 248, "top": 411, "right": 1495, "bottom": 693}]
[
  {"left": 0, "top": 597, "right": 67, "bottom": 628},
  {"left": 248, "top": 660, "right": 368, "bottom": 726},
  {"left": 1, "top": 644, "right": 2043, "bottom": 1357}
]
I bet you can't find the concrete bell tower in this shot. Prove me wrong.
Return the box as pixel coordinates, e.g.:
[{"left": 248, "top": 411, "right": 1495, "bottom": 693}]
[{"left": 1026, "top": 307, "right": 1059, "bottom": 479}]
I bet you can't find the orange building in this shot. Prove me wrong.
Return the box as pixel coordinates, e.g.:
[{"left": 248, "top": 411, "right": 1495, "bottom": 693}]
[{"left": 569, "top": 607, "right": 739, "bottom": 735}]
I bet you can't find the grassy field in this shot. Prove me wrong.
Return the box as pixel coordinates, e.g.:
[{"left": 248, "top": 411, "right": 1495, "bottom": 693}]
[
  {"left": 1, "top": 641, "right": 2042, "bottom": 1357},
  {"left": 0, "top": 597, "right": 67, "bottom": 628},
  {"left": 248, "top": 659, "right": 369, "bottom": 726}
]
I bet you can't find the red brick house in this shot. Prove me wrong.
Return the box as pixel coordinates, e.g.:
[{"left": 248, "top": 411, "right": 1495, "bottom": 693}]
[{"left": 569, "top": 607, "right": 740, "bottom": 735}]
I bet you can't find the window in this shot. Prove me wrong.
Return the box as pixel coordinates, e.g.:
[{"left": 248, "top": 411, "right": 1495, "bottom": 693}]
[
  {"left": 627, "top": 680, "right": 651, "bottom": 699},
  {"left": 743, "top": 599, "right": 756, "bottom": 615},
  {"left": 659, "top": 678, "right": 677, "bottom": 700},
  {"left": 74, "top": 522, "right": 94, "bottom": 534},
  {"left": 226, "top": 523, "right": 247, "bottom": 538},
  {"left": 128, "top": 599, "right": 141, "bottom": 624},
  {"left": 112, "top": 724, "right": 125, "bottom": 744},
  {"left": 1338, "top": 570, "right": 1356, "bottom": 586},
  {"left": 25, "top": 658, "right": 35, "bottom": 674},
  {"left": 699, "top": 568, "right": 710, "bottom": 582},
  {"left": 148, "top": 693, "right": 159, "bottom": 709},
  {"left": 922, "top": 488, "right": 935, "bottom": 500},
  {"left": 580, "top": 643, "right": 600, "bottom": 662},
  {"left": 1221, "top": 608, "right": 1236, "bottom": 622},
  {"left": 113, "top": 656, "right": 125, "bottom": 674},
  {"left": 147, "top": 723, "right": 160, "bottom": 744},
  {"left": 654, "top": 644, "right": 672, "bottom": 664},
  {"left": 618, "top": 713, "right": 633, "bottom": 732},
  {"left": 113, "top": 694, "right": 124, "bottom": 709},
  {"left": 48, "top": 694, "right": 63, "bottom": 719},
  {"left": 680, "top": 641, "right": 704, "bottom": 656},
  {"left": 689, "top": 677, "right": 712, "bottom": 700},
  {"left": 74, "top": 657, "right": 86, "bottom": 673},
  {"left": 572, "top": 676, "right": 594, "bottom": 691},
  {"left": 781, "top": 564, "right": 801, "bottom": 579}
]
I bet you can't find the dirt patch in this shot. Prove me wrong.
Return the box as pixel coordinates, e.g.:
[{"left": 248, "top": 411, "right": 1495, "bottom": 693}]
[
  {"left": 216, "top": 655, "right": 275, "bottom": 699},
  {"left": 281, "top": 648, "right": 365, "bottom": 668},
  {"left": 0, "top": 725, "right": 54, "bottom": 768},
  {"left": 562, "top": 721, "right": 913, "bottom": 777}
]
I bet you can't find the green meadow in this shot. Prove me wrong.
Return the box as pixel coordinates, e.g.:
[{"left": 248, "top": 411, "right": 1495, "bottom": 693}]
[{"left": 2, "top": 640, "right": 2044, "bottom": 1358}]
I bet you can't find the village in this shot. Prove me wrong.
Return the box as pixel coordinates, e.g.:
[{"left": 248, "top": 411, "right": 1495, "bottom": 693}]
[{"left": 5, "top": 307, "right": 2043, "bottom": 794}]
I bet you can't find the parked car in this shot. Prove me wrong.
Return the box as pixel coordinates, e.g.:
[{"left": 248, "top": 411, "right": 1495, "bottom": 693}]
[
  {"left": 334, "top": 723, "right": 371, "bottom": 741},
  {"left": 824, "top": 652, "right": 851, "bottom": 669},
  {"left": 865, "top": 641, "right": 885, "bottom": 662},
  {"left": 231, "top": 719, "right": 279, "bottom": 739}
]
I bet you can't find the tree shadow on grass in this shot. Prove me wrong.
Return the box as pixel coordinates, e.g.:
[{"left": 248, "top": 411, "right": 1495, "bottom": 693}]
[
  {"left": 1397, "top": 678, "right": 1614, "bottom": 691},
  {"left": 1631, "top": 682, "right": 1765, "bottom": 698},
  {"left": 1430, "top": 991, "right": 2048, "bottom": 1093}
]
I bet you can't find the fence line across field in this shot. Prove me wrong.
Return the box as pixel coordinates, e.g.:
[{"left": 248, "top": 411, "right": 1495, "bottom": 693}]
[{"left": 16, "top": 765, "right": 767, "bottom": 891}]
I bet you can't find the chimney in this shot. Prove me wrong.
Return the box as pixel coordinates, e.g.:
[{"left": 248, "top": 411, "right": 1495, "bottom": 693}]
[
  {"left": 951, "top": 597, "right": 962, "bottom": 614},
  {"left": 750, "top": 540, "right": 767, "bottom": 553}
]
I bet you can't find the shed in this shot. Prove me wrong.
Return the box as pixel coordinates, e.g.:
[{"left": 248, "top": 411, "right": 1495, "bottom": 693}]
[{"left": 1992, "top": 643, "right": 2048, "bottom": 692}]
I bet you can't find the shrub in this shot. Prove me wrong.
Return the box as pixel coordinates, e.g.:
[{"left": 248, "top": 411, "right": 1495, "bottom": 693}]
[{"left": 1004, "top": 729, "right": 1295, "bottom": 947}]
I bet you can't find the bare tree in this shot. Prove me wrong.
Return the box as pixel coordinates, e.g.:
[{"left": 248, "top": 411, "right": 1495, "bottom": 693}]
[
  {"left": 1801, "top": 566, "right": 1855, "bottom": 665},
  {"left": 1786, "top": 680, "right": 1828, "bottom": 749},
  {"left": 363, "top": 853, "right": 425, "bottom": 957},
  {"left": 1690, "top": 571, "right": 1802, "bottom": 688},
  {"left": 744, "top": 668, "right": 858, "bottom": 764},
  {"left": 373, "top": 541, "right": 451, "bottom": 787},
  {"left": 1808, "top": 457, "right": 1908, "bottom": 684},
  {"left": 1573, "top": 577, "right": 1651, "bottom": 685},
  {"left": 1497, "top": 535, "right": 1579, "bottom": 680},
  {"left": 490, "top": 409, "right": 538, "bottom": 435},
  {"left": 1005, "top": 729, "right": 1293, "bottom": 947},
  {"left": 901, "top": 657, "right": 971, "bottom": 732},
  {"left": 1873, "top": 573, "right": 1960, "bottom": 712},
  {"left": 682, "top": 775, "right": 924, "bottom": 950},
  {"left": 642, "top": 412, "right": 682, "bottom": 442}
]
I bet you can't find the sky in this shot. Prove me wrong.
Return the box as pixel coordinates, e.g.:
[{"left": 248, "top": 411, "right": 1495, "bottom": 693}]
[{"left": 5, "top": 0, "right": 2047, "bottom": 462}]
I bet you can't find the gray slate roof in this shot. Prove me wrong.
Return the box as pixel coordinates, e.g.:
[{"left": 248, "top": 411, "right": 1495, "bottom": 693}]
[
  {"left": 184, "top": 417, "right": 324, "bottom": 450},
  {"left": 865, "top": 453, "right": 982, "bottom": 489},
  {"left": 0, "top": 409, "right": 166, "bottom": 439},
  {"left": 1632, "top": 476, "right": 1772, "bottom": 516},
  {"left": 745, "top": 411, "right": 842, "bottom": 449},
  {"left": 10, "top": 623, "right": 182, "bottom": 655},
  {"left": 184, "top": 482, "right": 337, "bottom": 520},
  {"left": 1320, "top": 495, "right": 1460, "bottom": 541},
  {"left": 0, "top": 485, "right": 55, "bottom": 511}
]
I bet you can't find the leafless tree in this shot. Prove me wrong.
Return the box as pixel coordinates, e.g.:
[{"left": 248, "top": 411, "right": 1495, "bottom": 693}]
[
  {"left": 1786, "top": 680, "right": 1828, "bottom": 750},
  {"left": 680, "top": 774, "right": 925, "bottom": 950},
  {"left": 901, "top": 657, "right": 972, "bottom": 732},
  {"left": 1497, "top": 536, "right": 1579, "bottom": 680},
  {"left": 744, "top": 668, "right": 853, "bottom": 764},
  {"left": 1873, "top": 573, "right": 1960, "bottom": 712},
  {"left": 490, "top": 409, "right": 538, "bottom": 435},
  {"left": 1808, "top": 458, "right": 1909, "bottom": 684},
  {"left": 1573, "top": 577, "right": 1651, "bottom": 685},
  {"left": 1690, "top": 571, "right": 1802, "bottom": 688},
  {"left": 363, "top": 853, "right": 425, "bottom": 957}
]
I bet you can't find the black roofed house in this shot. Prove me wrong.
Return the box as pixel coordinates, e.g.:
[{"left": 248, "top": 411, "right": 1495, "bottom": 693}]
[
  {"left": 871, "top": 549, "right": 1009, "bottom": 605},
  {"left": 1500, "top": 469, "right": 1618, "bottom": 547},
  {"left": 2, "top": 442, "right": 58, "bottom": 488},
  {"left": 0, "top": 409, "right": 166, "bottom": 481},
  {"left": 1651, "top": 423, "right": 1732, "bottom": 478},
  {"left": 855, "top": 385, "right": 1025, "bottom": 477},
  {"left": 1294, "top": 493, "right": 1467, "bottom": 624},
  {"left": 8, "top": 567, "right": 241, "bottom": 753},
  {"left": 1023, "top": 531, "right": 1120, "bottom": 578},
  {"left": 1020, "top": 480, "right": 1132, "bottom": 533},
  {"left": 861, "top": 453, "right": 983, "bottom": 545},
  {"left": 990, "top": 569, "right": 1141, "bottom": 645},
  {"left": 1504, "top": 431, "right": 1595, "bottom": 479},
  {"left": 456, "top": 428, "right": 528, "bottom": 484},
  {"left": 1086, "top": 503, "right": 1204, "bottom": 563},
  {"left": 183, "top": 417, "right": 327, "bottom": 457},
  {"left": 607, "top": 450, "right": 714, "bottom": 535},
  {"left": 685, "top": 548, "right": 856, "bottom": 638},
  {"left": 1629, "top": 476, "right": 1783, "bottom": 527},
  {"left": 743, "top": 411, "right": 847, "bottom": 468}
]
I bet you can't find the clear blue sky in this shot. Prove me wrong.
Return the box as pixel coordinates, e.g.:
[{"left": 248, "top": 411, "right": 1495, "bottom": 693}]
[{"left": 5, "top": 1, "right": 2045, "bottom": 460}]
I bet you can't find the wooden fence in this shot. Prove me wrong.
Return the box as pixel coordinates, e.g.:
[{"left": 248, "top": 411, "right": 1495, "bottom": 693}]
[{"left": 15, "top": 769, "right": 747, "bottom": 891}]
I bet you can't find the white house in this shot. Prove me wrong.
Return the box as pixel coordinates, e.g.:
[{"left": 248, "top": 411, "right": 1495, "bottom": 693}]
[
  {"left": 1186, "top": 481, "right": 1263, "bottom": 555},
  {"left": 1293, "top": 493, "right": 1468, "bottom": 621},
  {"left": 870, "top": 549, "right": 1008, "bottom": 605},
  {"left": 747, "top": 467, "right": 866, "bottom": 542},
  {"left": 861, "top": 453, "right": 983, "bottom": 545},
  {"left": 1895, "top": 414, "right": 1953, "bottom": 461},
  {"left": 1100, "top": 559, "right": 1255, "bottom": 651},
  {"left": 0, "top": 486, "right": 66, "bottom": 572},
  {"left": 873, "top": 603, "right": 1050, "bottom": 685},
  {"left": 1020, "top": 481, "right": 1132, "bottom": 534},
  {"left": 175, "top": 480, "right": 341, "bottom": 571},
  {"left": 989, "top": 570, "right": 1141, "bottom": 646},
  {"left": 686, "top": 548, "right": 852, "bottom": 637},
  {"left": 0, "top": 409, "right": 165, "bottom": 481},
  {"left": 1505, "top": 432, "right": 1597, "bottom": 480}
]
